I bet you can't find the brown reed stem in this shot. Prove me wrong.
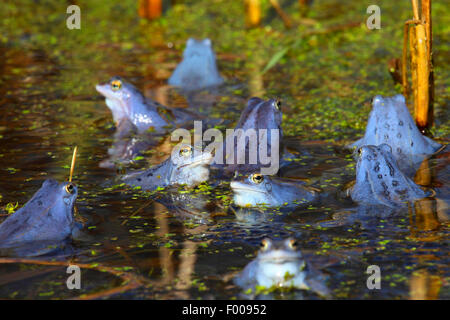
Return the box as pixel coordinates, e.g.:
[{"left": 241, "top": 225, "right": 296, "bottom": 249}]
[
  {"left": 138, "top": 0, "right": 162, "bottom": 20},
  {"left": 245, "top": 0, "right": 261, "bottom": 28},
  {"left": 403, "top": 20, "right": 421, "bottom": 97},
  {"left": 421, "top": 0, "right": 434, "bottom": 129},
  {"left": 414, "top": 22, "right": 430, "bottom": 130},
  {"left": 411, "top": 0, "right": 420, "bottom": 20},
  {"left": 69, "top": 146, "right": 77, "bottom": 182}
]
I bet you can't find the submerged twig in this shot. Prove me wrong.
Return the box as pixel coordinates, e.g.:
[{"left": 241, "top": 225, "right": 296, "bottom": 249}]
[
  {"left": 121, "top": 196, "right": 159, "bottom": 226},
  {"left": 0, "top": 258, "right": 144, "bottom": 300}
]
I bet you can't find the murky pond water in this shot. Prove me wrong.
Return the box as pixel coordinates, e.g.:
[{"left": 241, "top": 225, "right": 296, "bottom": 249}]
[{"left": 0, "top": 0, "right": 448, "bottom": 299}]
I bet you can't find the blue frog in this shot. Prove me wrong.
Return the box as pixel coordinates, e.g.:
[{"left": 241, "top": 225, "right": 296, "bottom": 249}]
[{"left": 168, "top": 38, "right": 224, "bottom": 91}]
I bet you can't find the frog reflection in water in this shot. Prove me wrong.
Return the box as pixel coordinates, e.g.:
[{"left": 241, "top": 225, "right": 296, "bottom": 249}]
[
  {"left": 168, "top": 38, "right": 224, "bottom": 91},
  {"left": 234, "top": 238, "right": 330, "bottom": 298},
  {"left": 350, "top": 144, "right": 429, "bottom": 208},
  {"left": 157, "top": 192, "right": 222, "bottom": 225},
  {"left": 0, "top": 179, "right": 78, "bottom": 256},
  {"left": 231, "top": 173, "right": 318, "bottom": 208},
  {"left": 96, "top": 77, "right": 200, "bottom": 168},
  {"left": 349, "top": 94, "right": 442, "bottom": 175},
  {"left": 123, "top": 145, "right": 213, "bottom": 191}
]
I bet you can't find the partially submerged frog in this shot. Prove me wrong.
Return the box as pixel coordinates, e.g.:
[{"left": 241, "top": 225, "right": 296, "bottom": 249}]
[
  {"left": 168, "top": 38, "right": 224, "bottom": 91},
  {"left": 350, "top": 144, "right": 430, "bottom": 208},
  {"left": 231, "top": 173, "right": 318, "bottom": 208},
  {"left": 234, "top": 238, "right": 330, "bottom": 298},
  {"left": 0, "top": 179, "right": 78, "bottom": 256},
  {"left": 213, "top": 97, "right": 283, "bottom": 175},
  {"left": 99, "top": 134, "right": 156, "bottom": 169},
  {"left": 349, "top": 94, "right": 442, "bottom": 175},
  {"left": 232, "top": 206, "right": 287, "bottom": 228},
  {"left": 123, "top": 144, "right": 213, "bottom": 191},
  {"left": 96, "top": 77, "right": 198, "bottom": 134},
  {"left": 157, "top": 193, "right": 221, "bottom": 225}
]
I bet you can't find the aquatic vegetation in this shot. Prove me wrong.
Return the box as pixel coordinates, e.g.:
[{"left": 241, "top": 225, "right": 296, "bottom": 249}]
[{"left": 0, "top": 0, "right": 447, "bottom": 300}]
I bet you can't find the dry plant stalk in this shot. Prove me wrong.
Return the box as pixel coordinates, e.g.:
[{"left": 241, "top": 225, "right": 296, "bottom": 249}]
[
  {"left": 402, "top": 20, "right": 419, "bottom": 97},
  {"left": 269, "top": 0, "right": 292, "bottom": 28},
  {"left": 138, "top": 0, "right": 162, "bottom": 20},
  {"left": 411, "top": 0, "right": 420, "bottom": 20},
  {"left": 409, "top": 22, "right": 418, "bottom": 115},
  {"left": 402, "top": 0, "right": 434, "bottom": 131},
  {"left": 246, "top": 0, "right": 293, "bottom": 29},
  {"left": 422, "top": 0, "right": 434, "bottom": 126},
  {"left": 245, "top": 0, "right": 261, "bottom": 28},
  {"left": 414, "top": 23, "right": 430, "bottom": 130},
  {"left": 69, "top": 146, "right": 78, "bottom": 182}
]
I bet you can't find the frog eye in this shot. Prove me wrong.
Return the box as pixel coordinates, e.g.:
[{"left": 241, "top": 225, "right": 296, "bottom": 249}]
[
  {"left": 288, "top": 239, "right": 298, "bottom": 249},
  {"left": 65, "top": 183, "right": 75, "bottom": 194},
  {"left": 357, "top": 148, "right": 362, "bottom": 156},
  {"left": 275, "top": 99, "right": 281, "bottom": 110},
  {"left": 111, "top": 79, "right": 122, "bottom": 91},
  {"left": 260, "top": 239, "right": 270, "bottom": 251},
  {"left": 179, "top": 146, "right": 192, "bottom": 157},
  {"left": 251, "top": 174, "right": 264, "bottom": 184}
]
